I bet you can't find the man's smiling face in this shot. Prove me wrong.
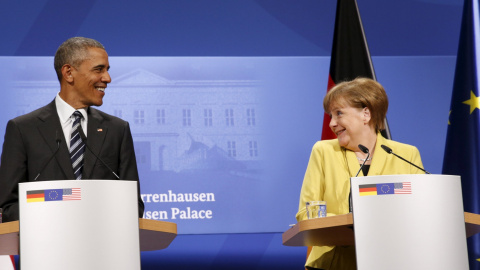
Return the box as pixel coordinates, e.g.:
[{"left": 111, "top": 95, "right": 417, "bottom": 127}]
[{"left": 69, "top": 47, "right": 111, "bottom": 108}]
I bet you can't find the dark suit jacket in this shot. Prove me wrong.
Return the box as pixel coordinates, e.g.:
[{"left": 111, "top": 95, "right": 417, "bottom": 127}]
[{"left": 0, "top": 100, "right": 145, "bottom": 221}]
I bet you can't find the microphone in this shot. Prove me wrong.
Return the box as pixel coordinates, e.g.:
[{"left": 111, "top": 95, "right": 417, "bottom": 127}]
[
  {"left": 350, "top": 144, "right": 370, "bottom": 212},
  {"left": 381, "top": 145, "right": 430, "bottom": 174},
  {"left": 355, "top": 144, "right": 370, "bottom": 177},
  {"left": 34, "top": 131, "right": 62, "bottom": 181},
  {"left": 78, "top": 127, "right": 120, "bottom": 180}
]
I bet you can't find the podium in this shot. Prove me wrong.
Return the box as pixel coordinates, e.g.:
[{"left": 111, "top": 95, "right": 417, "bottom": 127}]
[
  {"left": 283, "top": 175, "right": 480, "bottom": 270},
  {"left": 0, "top": 219, "right": 177, "bottom": 255},
  {"left": 0, "top": 180, "right": 177, "bottom": 270},
  {"left": 282, "top": 212, "right": 480, "bottom": 246}
]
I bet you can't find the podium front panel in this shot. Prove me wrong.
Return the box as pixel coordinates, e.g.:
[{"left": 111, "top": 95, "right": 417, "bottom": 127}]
[
  {"left": 351, "top": 174, "right": 468, "bottom": 270},
  {"left": 19, "top": 180, "right": 141, "bottom": 270}
]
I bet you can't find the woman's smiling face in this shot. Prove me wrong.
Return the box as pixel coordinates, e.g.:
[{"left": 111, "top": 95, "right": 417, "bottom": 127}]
[{"left": 328, "top": 101, "right": 369, "bottom": 150}]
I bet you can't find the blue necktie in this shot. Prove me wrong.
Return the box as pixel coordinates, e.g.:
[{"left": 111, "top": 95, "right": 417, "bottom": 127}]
[{"left": 70, "top": 111, "right": 85, "bottom": 180}]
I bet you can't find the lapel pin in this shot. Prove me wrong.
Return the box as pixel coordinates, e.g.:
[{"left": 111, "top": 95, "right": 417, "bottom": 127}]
[{"left": 97, "top": 128, "right": 103, "bottom": 132}]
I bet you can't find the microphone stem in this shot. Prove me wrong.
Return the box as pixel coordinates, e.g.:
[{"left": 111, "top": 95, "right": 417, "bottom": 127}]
[
  {"left": 391, "top": 152, "right": 430, "bottom": 174},
  {"left": 351, "top": 151, "right": 370, "bottom": 212},
  {"left": 79, "top": 127, "right": 120, "bottom": 180},
  {"left": 34, "top": 140, "right": 61, "bottom": 181},
  {"left": 355, "top": 152, "right": 370, "bottom": 177}
]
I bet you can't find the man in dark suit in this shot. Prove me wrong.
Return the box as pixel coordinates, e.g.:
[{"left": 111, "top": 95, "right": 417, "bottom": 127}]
[{"left": 0, "top": 37, "right": 144, "bottom": 221}]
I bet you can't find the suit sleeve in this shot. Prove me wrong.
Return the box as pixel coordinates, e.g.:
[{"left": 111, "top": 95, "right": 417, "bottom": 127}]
[
  {"left": 118, "top": 121, "right": 145, "bottom": 217},
  {"left": 0, "top": 120, "right": 28, "bottom": 221}
]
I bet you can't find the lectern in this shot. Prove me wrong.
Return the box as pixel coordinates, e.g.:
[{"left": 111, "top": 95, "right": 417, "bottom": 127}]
[
  {"left": 0, "top": 180, "right": 176, "bottom": 270},
  {"left": 283, "top": 175, "right": 479, "bottom": 270},
  {"left": 19, "top": 180, "right": 141, "bottom": 269},
  {"left": 0, "top": 219, "right": 177, "bottom": 255},
  {"left": 351, "top": 174, "right": 468, "bottom": 269}
]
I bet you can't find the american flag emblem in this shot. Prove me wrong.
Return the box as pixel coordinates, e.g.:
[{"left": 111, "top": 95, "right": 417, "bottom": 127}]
[
  {"left": 394, "top": 182, "right": 412, "bottom": 194},
  {"left": 63, "top": 188, "right": 82, "bottom": 200}
]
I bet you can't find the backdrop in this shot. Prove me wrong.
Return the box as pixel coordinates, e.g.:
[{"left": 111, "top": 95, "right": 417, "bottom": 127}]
[{"left": 0, "top": 0, "right": 464, "bottom": 268}]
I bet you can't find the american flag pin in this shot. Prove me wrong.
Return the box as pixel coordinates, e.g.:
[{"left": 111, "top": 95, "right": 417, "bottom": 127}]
[{"left": 97, "top": 128, "right": 103, "bottom": 132}]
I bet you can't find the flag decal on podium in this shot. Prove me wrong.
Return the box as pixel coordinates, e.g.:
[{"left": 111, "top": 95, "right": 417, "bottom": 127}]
[
  {"left": 26, "top": 188, "right": 81, "bottom": 203},
  {"left": 377, "top": 183, "right": 395, "bottom": 195},
  {"left": 26, "top": 190, "right": 45, "bottom": 202},
  {"left": 62, "top": 188, "right": 82, "bottom": 200},
  {"left": 359, "top": 182, "right": 411, "bottom": 196},
  {"left": 393, "top": 182, "right": 412, "bottom": 194},
  {"left": 359, "top": 184, "right": 377, "bottom": 196}
]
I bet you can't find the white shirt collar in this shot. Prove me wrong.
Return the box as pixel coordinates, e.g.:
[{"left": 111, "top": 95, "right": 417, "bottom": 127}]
[{"left": 55, "top": 93, "right": 88, "bottom": 124}]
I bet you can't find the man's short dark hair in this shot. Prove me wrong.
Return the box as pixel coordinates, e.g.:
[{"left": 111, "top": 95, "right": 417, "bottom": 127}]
[{"left": 53, "top": 37, "right": 105, "bottom": 82}]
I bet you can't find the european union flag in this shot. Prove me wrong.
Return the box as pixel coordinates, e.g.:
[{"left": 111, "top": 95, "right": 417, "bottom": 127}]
[
  {"left": 44, "top": 189, "right": 63, "bottom": 201},
  {"left": 376, "top": 183, "right": 394, "bottom": 195},
  {"left": 442, "top": 0, "right": 480, "bottom": 268}
]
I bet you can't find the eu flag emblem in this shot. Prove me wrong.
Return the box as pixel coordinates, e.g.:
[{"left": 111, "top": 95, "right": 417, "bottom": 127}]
[
  {"left": 44, "top": 189, "right": 63, "bottom": 201},
  {"left": 376, "top": 183, "right": 395, "bottom": 195}
]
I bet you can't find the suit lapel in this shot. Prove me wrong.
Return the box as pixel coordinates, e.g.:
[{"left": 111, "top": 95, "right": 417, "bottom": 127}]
[
  {"left": 37, "top": 100, "right": 75, "bottom": 179},
  {"left": 83, "top": 108, "right": 107, "bottom": 179}
]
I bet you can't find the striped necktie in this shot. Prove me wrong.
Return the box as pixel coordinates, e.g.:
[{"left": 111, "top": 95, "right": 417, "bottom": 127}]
[{"left": 70, "top": 111, "right": 85, "bottom": 180}]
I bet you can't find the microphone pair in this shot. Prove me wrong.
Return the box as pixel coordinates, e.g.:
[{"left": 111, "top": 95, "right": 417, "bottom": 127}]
[
  {"left": 349, "top": 143, "right": 429, "bottom": 212},
  {"left": 34, "top": 129, "right": 120, "bottom": 181},
  {"left": 355, "top": 144, "right": 430, "bottom": 176}
]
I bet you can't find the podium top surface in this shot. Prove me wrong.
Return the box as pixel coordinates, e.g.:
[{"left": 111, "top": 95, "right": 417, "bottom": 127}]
[
  {"left": 283, "top": 213, "right": 354, "bottom": 247},
  {"left": 0, "top": 218, "right": 177, "bottom": 255},
  {"left": 282, "top": 212, "right": 480, "bottom": 247}
]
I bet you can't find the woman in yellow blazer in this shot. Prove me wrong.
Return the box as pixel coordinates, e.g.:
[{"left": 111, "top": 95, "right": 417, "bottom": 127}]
[{"left": 296, "top": 78, "right": 425, "bottom": 270}]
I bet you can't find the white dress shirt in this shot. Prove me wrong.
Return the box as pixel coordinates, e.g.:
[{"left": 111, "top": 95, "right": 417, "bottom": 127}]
[{"left": 55, "top": 93, "right": 88, "bottom": 150}]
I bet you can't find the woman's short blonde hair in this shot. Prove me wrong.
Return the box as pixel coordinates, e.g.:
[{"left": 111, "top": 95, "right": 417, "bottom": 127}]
[{"left": 323, "top": 77, "right": 388, "bottom": 133}]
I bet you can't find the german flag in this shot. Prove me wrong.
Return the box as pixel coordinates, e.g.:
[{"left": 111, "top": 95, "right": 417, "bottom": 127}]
[
  {"left": 322, "top": 0, "right": 391, "bottom": 140},
  {"left": 26, "top": 190, "right": 45, "bottom": 203},
  {"left": 359, "top": 184, "right": 377, "bottom": 196}
]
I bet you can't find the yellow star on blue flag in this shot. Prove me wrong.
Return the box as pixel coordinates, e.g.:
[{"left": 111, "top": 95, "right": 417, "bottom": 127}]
[{"left": 462, "top": 90, "right": 480, "bottom": 114}]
